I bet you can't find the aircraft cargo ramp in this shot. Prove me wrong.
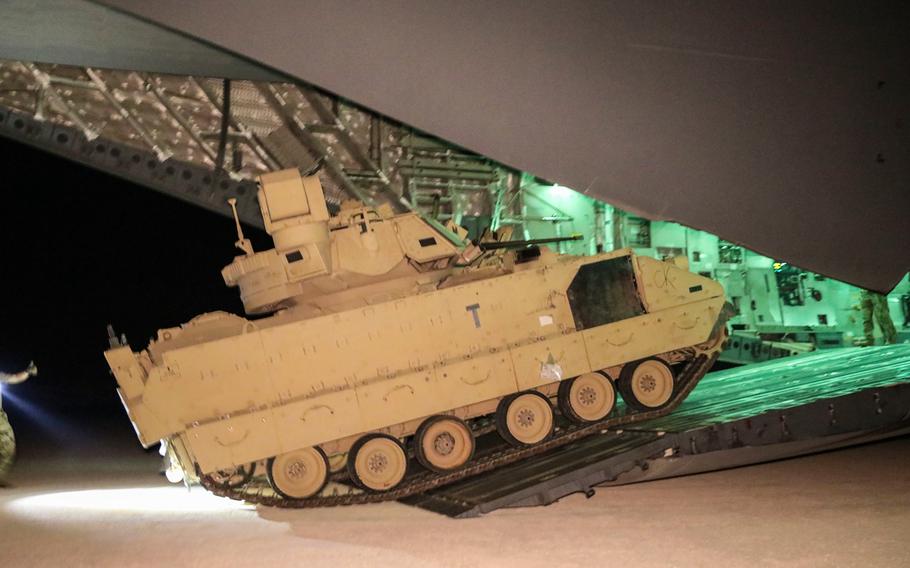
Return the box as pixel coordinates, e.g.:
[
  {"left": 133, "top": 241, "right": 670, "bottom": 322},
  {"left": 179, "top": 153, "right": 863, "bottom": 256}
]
[{"left": 403, "top": 344, "right": 910, "bottom": 517}]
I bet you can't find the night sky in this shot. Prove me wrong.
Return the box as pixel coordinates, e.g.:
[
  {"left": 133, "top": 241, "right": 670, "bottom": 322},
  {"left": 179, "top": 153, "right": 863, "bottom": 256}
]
[{"left": 0, "top": 136, "right": 265, "bottom": 417}]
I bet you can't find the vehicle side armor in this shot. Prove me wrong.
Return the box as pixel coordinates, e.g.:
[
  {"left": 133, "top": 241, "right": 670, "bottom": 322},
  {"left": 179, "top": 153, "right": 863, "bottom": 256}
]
[{"left": 105, "top": 169, "right": 729, "bottom": 498}]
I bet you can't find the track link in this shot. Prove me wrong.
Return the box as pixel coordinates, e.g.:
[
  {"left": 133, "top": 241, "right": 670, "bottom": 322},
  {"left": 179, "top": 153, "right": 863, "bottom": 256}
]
[{"left": 201, "top": 351, "right": 718, "bottom": 508}]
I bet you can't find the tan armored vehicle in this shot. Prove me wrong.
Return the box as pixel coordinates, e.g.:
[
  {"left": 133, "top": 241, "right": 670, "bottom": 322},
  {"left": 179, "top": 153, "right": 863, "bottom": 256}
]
[{"left": 105, "top": 169, "right": 729, "bottom": 501}]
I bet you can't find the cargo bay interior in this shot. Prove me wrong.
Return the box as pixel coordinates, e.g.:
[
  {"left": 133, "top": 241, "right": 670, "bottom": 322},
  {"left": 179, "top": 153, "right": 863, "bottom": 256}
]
[{"left": 0, "top": 2, "right": 908, "bottom": 567}]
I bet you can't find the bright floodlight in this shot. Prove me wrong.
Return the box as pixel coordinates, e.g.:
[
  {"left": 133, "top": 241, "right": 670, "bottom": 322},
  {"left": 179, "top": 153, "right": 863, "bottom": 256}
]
[{"left": 6, "top": 487, "right": 249, "bottom": 516}]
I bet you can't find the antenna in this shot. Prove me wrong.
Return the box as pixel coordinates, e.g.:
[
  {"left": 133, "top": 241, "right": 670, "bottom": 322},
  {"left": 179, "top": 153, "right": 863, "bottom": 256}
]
[
  {"left": 228, "top": 198, "right": 254, "bottom": 255},
  {"left": 107, "top": 324, "right": 121, "bottom": 348}
]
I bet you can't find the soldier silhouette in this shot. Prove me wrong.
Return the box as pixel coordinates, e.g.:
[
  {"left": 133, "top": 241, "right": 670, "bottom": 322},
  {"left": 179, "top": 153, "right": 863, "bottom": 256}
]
[
  {"left": 1, "top": 361, "right": 37, "bottom": 483},
  {"left": 860, "top": 290, "right": 897, "bottom": 345}
]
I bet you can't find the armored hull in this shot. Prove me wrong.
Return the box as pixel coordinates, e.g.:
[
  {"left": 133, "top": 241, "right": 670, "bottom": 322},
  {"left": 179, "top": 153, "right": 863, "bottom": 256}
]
[{"left": 105, "top": 169, "right": 729, "bottom": 501}]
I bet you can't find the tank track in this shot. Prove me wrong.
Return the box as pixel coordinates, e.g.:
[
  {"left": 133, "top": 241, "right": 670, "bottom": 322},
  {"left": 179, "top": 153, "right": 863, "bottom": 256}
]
[{"left": 201, "top": 351, "right": 719, "bottom": 508}]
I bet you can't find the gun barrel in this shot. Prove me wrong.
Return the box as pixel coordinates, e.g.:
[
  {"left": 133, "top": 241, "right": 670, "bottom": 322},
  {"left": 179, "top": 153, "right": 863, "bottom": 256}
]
[{"left": 478, "top": 234, "right": 583, "bottom": 251}]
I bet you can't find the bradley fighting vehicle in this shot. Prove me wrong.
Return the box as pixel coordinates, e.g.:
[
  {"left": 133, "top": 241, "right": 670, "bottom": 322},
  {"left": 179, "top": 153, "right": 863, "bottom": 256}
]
[{"left": 105, "top": 168, "right": 730, "bottom": 504}]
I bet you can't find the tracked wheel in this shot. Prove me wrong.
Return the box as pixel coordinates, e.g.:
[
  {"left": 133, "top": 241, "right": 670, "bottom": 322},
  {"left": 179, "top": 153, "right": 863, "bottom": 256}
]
[
  {"left": 415, "top": 415, "right": 475, "bottom": 473},
  {"left": 496, "top": 391, "right": 555, "bottom": 447},
  {"left": 558, "top": 372, "right": 617, "bottom": 424},
  {"left": 618, "top": 358, "right": 676, "bottom": 411},
  {"left": 267, "top": 447, "right": 329, "bottom": 499},
  {"left": 209, "top": 462, "right": 256, "bottom": 490},
  {"left": 348, "top": 434, "right": 408, "bottom": 492}
]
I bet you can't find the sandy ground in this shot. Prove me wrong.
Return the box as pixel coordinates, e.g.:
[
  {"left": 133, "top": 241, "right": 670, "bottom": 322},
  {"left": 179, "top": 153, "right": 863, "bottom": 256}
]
[{"left": 1, "top": 436, "right": 909, "bottom": 568}]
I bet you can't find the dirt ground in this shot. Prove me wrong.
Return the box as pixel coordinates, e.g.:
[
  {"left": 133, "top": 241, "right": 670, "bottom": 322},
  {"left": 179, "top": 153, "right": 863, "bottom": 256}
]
[{"left": 1, "top": 436, "right": 909, "bottom": 568}]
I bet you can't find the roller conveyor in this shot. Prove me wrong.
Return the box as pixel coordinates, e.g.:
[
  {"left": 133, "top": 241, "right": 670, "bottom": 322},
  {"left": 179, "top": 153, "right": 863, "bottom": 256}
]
[{"left": 402, "top": 345, "right": 910, "bottom": 517}]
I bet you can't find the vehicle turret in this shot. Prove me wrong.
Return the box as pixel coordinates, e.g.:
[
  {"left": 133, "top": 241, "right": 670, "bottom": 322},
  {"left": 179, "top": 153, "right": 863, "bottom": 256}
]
[{"left": 221, "top": 169, "right": 465, "bottom": 315}]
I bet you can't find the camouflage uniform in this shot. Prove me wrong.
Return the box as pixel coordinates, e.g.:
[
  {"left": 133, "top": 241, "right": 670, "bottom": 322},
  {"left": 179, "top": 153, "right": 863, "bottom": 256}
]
[
  {"left": 0, "top": 364, "right": 35, "bottom": 482},
  {"left": 0, "top": 407, "right": 13, "bottom": 482},
  {"left": 861, "top": 290, "right": 897, "bottom": 345}
]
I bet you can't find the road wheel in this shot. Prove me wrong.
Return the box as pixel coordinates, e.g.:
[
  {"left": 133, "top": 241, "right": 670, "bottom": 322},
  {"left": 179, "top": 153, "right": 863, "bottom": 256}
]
[
  {"left": 210, "top": 462, "right": 256, "bottom": 490},
  {"left": 618, "top": 358, "right": 676, "bottom": 411},
  {"left": 348, "top": 434, "right": 408, "bottom": 492},
  {"left": 268, "top": 447, "right": 329, "bottom": 499},
  {"left": 415, "top": 415, "right": 475, "bottom": 473},
  {"left": 558, "top": 372, "right": 616, "bottom": 424},
  {"left": 496, "top": 391, "right": 555, "bottom": 447}
]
